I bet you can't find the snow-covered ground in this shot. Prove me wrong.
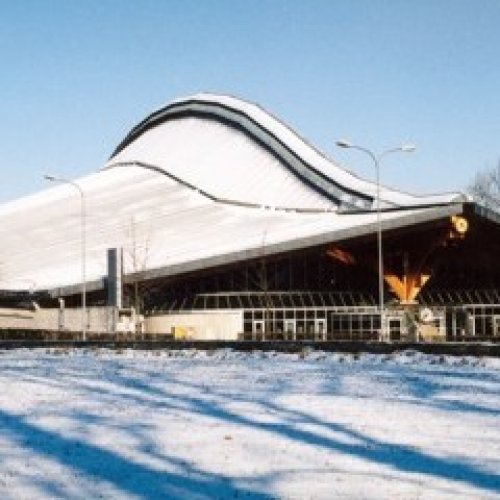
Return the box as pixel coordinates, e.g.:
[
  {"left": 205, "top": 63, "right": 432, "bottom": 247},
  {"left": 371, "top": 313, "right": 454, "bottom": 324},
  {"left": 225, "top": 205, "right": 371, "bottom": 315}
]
[{"left": 0, "top": 348, "right": 499, "bottom": 499}]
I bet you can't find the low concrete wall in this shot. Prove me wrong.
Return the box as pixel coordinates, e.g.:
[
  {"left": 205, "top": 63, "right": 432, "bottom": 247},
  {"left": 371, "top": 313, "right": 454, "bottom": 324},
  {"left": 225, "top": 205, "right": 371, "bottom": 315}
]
[
  {"left": 0, "top": 307, "right": 242, "bottom": 339},
  {"left": 0, "top": 307, "right": 114, "bottom": 332},
  {"left": 145, "top": 310, "right": 243, "bottom": 340}
]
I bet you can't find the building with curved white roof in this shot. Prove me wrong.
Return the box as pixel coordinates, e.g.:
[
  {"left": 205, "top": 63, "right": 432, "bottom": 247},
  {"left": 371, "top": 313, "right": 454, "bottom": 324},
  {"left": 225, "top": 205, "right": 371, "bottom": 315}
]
[{"left": 0, "top": 93, "right": 498, "bottom": 341}]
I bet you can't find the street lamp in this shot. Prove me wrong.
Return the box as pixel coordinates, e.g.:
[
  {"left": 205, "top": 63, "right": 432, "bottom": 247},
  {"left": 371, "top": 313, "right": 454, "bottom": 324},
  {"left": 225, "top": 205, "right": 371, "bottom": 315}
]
[
  {"left": 44, "top": 175, "right": 87, "bottom": 341},
  {"left": 335, "top": 140, "right": 416, "bottom": 340}
]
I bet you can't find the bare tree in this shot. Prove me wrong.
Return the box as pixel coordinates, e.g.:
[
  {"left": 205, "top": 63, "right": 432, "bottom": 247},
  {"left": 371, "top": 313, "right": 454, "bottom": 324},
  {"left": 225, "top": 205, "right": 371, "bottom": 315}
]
[
  {"left": 259, "top": 229, "right": 272, "bottom": 339},
  {"left": 124, "top": 216, "right": 152, "bottom": 315},
  {"left": 246, "top": 228, "right": 272, "bottom": 339},
  {"left": 468, "top": 161, "right": 500, "bottom": 212}
]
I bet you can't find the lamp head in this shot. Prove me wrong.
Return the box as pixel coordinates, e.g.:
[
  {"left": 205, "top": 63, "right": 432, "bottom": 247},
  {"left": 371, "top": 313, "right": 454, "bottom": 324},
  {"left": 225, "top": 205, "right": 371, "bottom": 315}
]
[
  {"left": 335, "top": 139, "right": 352, "bottom": 149},
  {"left": 44, "top": 174, "right": 57, "bottom": 181},
  {"left": 400, "top": 143, "right": 416, "bottom": 153}
]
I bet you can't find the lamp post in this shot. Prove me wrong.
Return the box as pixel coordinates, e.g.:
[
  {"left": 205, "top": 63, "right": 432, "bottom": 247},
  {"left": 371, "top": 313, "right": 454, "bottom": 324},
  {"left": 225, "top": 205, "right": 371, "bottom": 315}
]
[
  {"left": 44, "top": 175, "right": 87, "bottom": 341},
  {"left": 335, "top": 140, "right": 416, "bottom": 340}
]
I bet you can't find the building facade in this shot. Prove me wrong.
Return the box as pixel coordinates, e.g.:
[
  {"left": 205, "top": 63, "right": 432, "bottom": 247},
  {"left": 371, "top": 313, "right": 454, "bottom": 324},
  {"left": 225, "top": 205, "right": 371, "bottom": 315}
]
[{"left": 0, "top": 94, "right": 498, "bottom": 341}]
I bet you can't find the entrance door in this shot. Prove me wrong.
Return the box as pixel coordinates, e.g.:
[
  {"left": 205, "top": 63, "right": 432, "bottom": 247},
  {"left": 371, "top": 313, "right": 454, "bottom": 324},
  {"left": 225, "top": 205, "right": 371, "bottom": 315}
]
[
  {"left": 315, "top": 319, "right": 327, "bottom": 341},
  {"left": 388, "top": 318, "right": 401, "bottom": 341},
  {"left": 284, "top": 319, "right": 296, "bottom": 340},
  {"left": 253, "top": 320, "right": 264, "bottom": 340},
  {"left": 494, "top": 316, "right": 500, "bottom": 337}
]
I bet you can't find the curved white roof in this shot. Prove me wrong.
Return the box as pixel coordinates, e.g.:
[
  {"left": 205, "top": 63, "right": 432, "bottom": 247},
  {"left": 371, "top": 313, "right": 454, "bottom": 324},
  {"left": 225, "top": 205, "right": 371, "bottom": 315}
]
[
  {"left": 108, "top": 93, "right": 466, "bottom": 210},
  {"left": 0, "top": 93, "right": 468, "bottom": 293}
]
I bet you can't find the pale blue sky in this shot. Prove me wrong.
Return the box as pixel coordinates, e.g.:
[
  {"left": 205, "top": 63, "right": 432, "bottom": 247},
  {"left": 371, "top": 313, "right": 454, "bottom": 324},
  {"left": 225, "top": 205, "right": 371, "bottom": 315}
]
[{"left": 1, "top": 0, "right": 499, "bottom": 202}]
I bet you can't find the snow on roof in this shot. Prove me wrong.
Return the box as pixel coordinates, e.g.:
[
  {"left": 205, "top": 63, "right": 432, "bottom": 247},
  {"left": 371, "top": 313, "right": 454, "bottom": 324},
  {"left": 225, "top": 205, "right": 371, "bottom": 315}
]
[{"left": 0, "top": 165, "right": 463, "bottom": 293}]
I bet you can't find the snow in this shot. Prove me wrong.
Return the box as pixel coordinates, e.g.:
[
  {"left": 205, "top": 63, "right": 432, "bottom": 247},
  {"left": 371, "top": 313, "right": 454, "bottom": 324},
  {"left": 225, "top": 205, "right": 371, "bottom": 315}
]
[{"left": 0, "top": 348, "right": 499, "bottom": 499}]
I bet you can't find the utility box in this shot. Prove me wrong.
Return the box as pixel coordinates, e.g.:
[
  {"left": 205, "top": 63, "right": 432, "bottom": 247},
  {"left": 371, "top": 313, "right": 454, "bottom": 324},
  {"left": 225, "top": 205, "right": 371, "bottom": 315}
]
[
  {"left": 107, "top": 248, "right": 123, "bottom": 309},
  {"left": 172, "top": 325, "right": 195, "bottom": 340}
]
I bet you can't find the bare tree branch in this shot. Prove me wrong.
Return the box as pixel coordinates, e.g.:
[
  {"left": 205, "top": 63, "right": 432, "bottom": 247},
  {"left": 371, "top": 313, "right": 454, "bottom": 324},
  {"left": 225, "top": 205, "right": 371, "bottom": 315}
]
[
  {"left": 468, "top": 160, "right": 500, "bottom": 212},
  {"left": 123, "top": 216, "right": 153, "bottom": 314}
]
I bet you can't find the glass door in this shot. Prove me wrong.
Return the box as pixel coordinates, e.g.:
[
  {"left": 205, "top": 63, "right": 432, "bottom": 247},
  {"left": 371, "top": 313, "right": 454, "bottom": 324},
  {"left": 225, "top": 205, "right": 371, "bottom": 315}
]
[
  {"left": 284, "top": 319, "right": 296, "bottom": 340},
  {"left": 315, "top": 318, "right": 326, "bottom": 340}
]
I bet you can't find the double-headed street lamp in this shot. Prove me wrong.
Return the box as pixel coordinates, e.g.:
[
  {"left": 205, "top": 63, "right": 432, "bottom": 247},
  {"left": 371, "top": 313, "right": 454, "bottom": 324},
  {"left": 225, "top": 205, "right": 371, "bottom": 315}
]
[
  {"left": 44, "top": 175, "right": 87, "bottom": 341},
  {"left": 335, "top": 140, "right": 416, "bottom": 340}
]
